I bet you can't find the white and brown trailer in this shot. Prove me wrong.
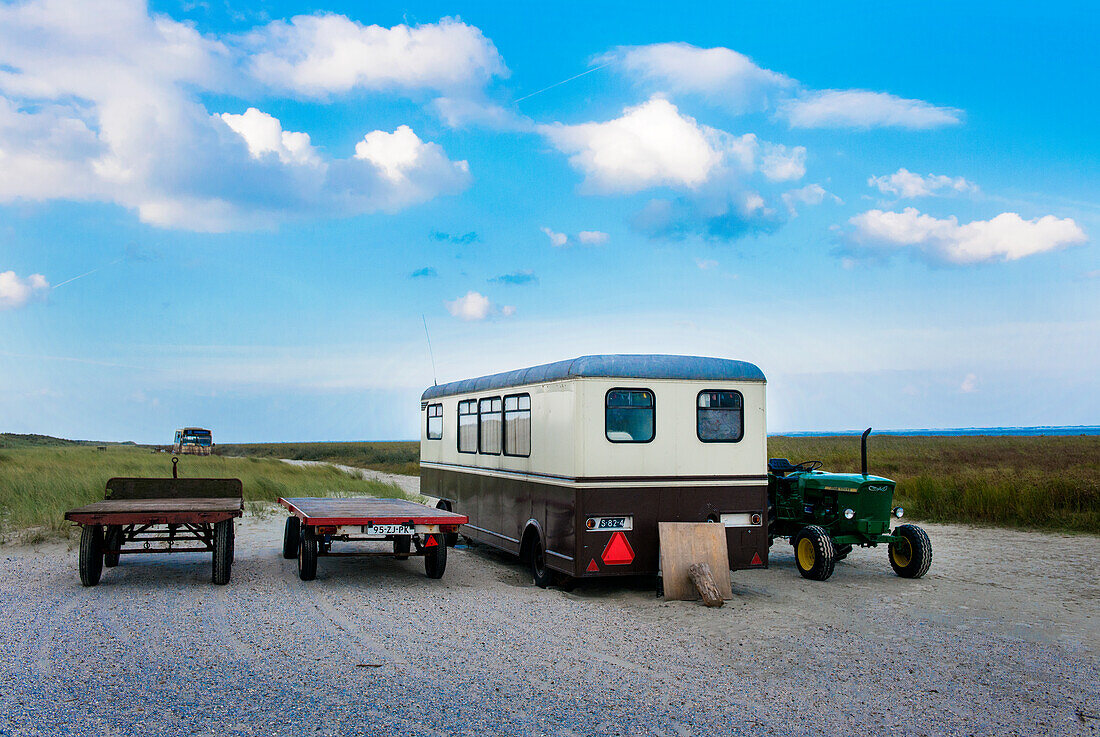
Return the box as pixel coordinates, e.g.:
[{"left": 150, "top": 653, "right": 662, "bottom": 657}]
[{"left": 419, "top": 354, "right": 769, "bottom": 587}]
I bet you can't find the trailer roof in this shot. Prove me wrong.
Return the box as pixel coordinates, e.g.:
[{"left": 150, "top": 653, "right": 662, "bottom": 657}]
[{"left": 422, "top": 354, "right": 765, "bottom": 400}]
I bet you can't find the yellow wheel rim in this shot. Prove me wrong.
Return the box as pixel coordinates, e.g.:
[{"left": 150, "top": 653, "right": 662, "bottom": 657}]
[
  {"left": 797, "top": 538, "right": 816, "bottom": 570},
  {"left": 891, "top": 537, "right": 912, "bottom": 567}
]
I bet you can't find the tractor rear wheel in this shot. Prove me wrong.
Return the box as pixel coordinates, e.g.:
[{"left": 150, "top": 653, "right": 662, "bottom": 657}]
[
  {"left": 889, "top": 524, "right": 932, "bottom": 578},
  {"left": 793, "top": 525, "right": 836, "bottom": 581}
]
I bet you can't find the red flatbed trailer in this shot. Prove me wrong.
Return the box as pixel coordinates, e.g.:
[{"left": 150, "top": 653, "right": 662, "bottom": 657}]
[
  {"left": 278, "top": 497, "right": 467, "bottom": 581},
  {"left": 65, "top": 476, "right": 244, "bottom": 587}
]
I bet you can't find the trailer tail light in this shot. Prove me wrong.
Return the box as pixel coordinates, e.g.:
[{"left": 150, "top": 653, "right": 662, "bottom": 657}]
[
  {"left": 751, "top": 513, "right": 762, "bottom": 526},
  {"left": 441, "top": 524, "right": 460, "bottom": 533},
  {"left": 318, "top": 526, "right": 337, "bottom": 535},
  {"left": 601, "top": 532, "right": 635, "bottom": 565}
]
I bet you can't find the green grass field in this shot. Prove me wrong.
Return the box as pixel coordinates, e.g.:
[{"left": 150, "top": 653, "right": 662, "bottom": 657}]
[
  {"left": 215, "top": 441, "right": 420, "bottom": 476},
  {"left": 2, "top": 434, "right": 1097, "bottom": 538},
  {"left": 0, "top": 446, "right": 409, "bottom": 541}
]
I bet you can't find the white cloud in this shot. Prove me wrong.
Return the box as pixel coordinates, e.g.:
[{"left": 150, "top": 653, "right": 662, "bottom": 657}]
[
  {"left": 781, "top": 90, "right": 963, "bottom": 129},
  {"left": 847, "top": 208, "right": 1087, "bottom": 264},
  {"left": 695, "top": 258, "right": 718, "bottom": 270},
  {"left": 243, "top": 14, "right": 507, "bottom": 97},
  {"left": 500, "top": 305, "right": 517, "bottom": 317},
  {"left": 960, "top": 373, "right": 979, "bottom": 393},
  {"left": 601, "top": 43, "right": 794, "bottom": 113},
  {"left": 0, "top": 270, "right": 49, "bottom": 309},
  {"left": 869, "top": 168, "right": 978, "bottom": 198},
  {"left": 577, "top": 230, "right": 609, "bottom": 245},
  {"left": 0, "top": 1, "right": 473, "bottom": 231},
  {"left": 445, "top": 291, "right": 492, "bottom": 321},
  {"left": 431, "top": 96, "right": 531, "bottom": 131},
  {"left": 759, "top": 143, "right": 806, "bottom": 182},
  {"left": 781, "top": 183, "right": 841, "bottom": 215},
  {"left": 541, "top": 227, "right": 568, "bottom": 248},
  {"left": 220, "top": 108, "right": 320, "bottom": 166},
  {"left": 601, "top": 42, "right": 963, "bottom": 130}
]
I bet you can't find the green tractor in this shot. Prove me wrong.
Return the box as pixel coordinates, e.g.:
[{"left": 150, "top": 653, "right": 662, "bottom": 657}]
[{"left": 767, "top": 428, "right": 932, "bottom": 581}]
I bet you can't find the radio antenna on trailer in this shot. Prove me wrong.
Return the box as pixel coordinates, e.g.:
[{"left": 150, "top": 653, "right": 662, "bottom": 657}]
[{"left": 422, "top": 314, "right": 438, "bottom": 386}]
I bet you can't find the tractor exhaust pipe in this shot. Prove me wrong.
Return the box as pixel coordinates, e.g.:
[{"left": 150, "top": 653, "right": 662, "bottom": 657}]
[{"left": 861, "top": 427, "right": 871, "bottom": 476}]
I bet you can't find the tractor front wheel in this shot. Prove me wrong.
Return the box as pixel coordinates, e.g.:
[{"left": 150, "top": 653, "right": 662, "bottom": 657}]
[
  {"left": 793, "top": 525, "right": 836, "bottom": 581},
  {"left": 889, "top": 524, "right": 932, "bottom": 579}
]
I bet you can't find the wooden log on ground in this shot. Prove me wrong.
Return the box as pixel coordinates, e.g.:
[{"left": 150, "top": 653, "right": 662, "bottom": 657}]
[{"left": 688, "top": 562, "right": 725, "bottom": 607}]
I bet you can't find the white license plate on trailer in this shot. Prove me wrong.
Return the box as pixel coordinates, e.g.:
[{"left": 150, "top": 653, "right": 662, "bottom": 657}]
[
  {"left": 363, "top": 524, "right": 413, "bottom": 535},
  {"left": 586, "top": 516, "right": 633, "bottom": 532}
]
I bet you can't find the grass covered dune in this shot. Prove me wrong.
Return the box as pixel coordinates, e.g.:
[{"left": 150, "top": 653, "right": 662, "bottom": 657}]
[
  {"left": 215, "top": 441, "right": 419, "bottom": 477},
  {"left": 769, "top": 434, "right": 1100, "bottom": 534},
  {"left": 0, "top": 447, "right": 407, "bottom": 538}
]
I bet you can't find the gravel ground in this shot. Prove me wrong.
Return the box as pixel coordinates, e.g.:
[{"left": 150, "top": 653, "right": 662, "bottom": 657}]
[{"left": 1, "top": 504, "right": 1097, "bottom": 736}]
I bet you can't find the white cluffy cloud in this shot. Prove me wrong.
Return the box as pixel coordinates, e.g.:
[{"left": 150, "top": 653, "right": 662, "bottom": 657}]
[
  {"left": 869, "top": 168, "right": 978, "bottom": 198},
  {"left": 243, "top": 14, "right": 507, "bottom": 97},
  {"left": 603, "top": 43, "right": 962, "bottom": 130},
  {"left": 540, "top": 97, "right": 804, "bottom": 194},
  {"left": 781, "top": 90, "right": 963, "bottom": 130},
  {"left": 445, "top": 291, "right": 514, "bottom": 321},
  {"left": 541, "top": 227, "right": 609, "bottom": 248},
  {"left": 0, "top": 1, "right": 476, "bottom": 231},
  {"left": 847, "top": 208, "right": 1087, "bottom": 264},
  {"left": 782, "top": 183, "right": 841, "bottom": 215},
  {"left": 0, "top": 271, "right": 49, "bottom": 310}
]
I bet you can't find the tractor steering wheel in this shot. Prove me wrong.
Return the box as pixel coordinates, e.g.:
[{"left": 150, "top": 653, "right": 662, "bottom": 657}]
[{"left": 794, "top": 460, "right": 823, "bottom": 472}]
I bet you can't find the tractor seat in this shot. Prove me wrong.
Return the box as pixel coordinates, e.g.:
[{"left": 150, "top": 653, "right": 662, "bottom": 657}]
[{"left": 768, "top": 458, "right": 799, "bottom": 476}]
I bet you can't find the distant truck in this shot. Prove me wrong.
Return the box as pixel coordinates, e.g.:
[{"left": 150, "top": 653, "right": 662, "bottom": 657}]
[{"left": 173, "top": 427, "right": 213, "bottom": 456}]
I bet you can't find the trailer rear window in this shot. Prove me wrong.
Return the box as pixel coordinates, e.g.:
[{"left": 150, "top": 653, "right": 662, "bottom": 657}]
[
  {"left": 697, "top": 390, "right": 743, "bottom": 442},
  {"left": 606, "top": 389, "right": 655, "bottom": 443},
  {"left": 479, "top": 397, "right": 502, "bottom": 454},
  {"left": 503, "top": 394, "right": 531, "bottom": 457},
  {"left": 426, "top": 403, "right": 443, "bottom": 440},
  {"left": 458, "top": 400, "right": 477, "bottom": 453}
]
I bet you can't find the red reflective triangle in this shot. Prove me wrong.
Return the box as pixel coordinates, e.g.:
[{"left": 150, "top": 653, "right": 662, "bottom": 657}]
[
  {"left": 601, "top": 532, "right": 635, "bottom": 565},
  {"left": 750, "top": 552, "right": 762, "bottom": 566},
  {"left": 586, "top": 558, "right": 599, "bottom": 573},
  {"left": 423, "top": 535, "right": 438, "bottom": 547}
]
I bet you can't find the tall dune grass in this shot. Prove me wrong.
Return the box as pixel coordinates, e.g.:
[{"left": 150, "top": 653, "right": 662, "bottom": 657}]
[
  {"left": 768, "top": 435, "right": 1100, "bottom": 533},
  {"left": 215, "top": 441, "right": 419, "bottom": 476},
  {"left": 0, "top": 447, "right": 408, "bottom": 538}
]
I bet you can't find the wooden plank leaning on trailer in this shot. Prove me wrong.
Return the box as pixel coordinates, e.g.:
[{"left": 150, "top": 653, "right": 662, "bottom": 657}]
[
  {"left": 65, "top": 477, "right": 244, "bottom": 587},
  {"left": 278, "top": 496, "right": 468, "bottom": 581}
]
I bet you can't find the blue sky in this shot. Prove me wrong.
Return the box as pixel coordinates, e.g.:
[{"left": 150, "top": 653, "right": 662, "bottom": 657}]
[{"left": 0, "top": 0, "right": 1096, "bottom": 442}]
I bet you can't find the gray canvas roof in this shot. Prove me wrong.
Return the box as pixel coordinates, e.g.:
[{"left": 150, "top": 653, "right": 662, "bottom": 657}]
[{"left": 422, "top": 354, "right": 765, "bottom": 400}]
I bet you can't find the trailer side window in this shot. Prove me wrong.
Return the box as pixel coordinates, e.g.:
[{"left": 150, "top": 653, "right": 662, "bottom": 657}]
[
  {"left": 697, "top": 390, "right": 743, "bottom": 442},
  {"left": 458, "top": 400, "right": 477, "bottom": 453},
  {"left": 503, "top": 394, "right": 531, "bottom": 457},
  {"left": 606, "top": 389, "right": 655, "bottom": 443},
  {"left": 479, "top": 397, "right": 503, "bottom": 454},
  {"left": 426, "top": 403, "right": 443, "bottom": 440}
]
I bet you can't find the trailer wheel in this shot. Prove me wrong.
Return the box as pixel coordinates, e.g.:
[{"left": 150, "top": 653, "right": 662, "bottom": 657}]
[
  {"left": 104, "top": 525, "right": 124, "bottom": 567},
  {"left": 282, "top": 516, "right": 300, "bottom": 559},
  {"left": 889, "top": 524, "right": 932, "bottom": 579},
  {"left": 436, "top": 501, "right": 458, "bottom": 547},
  {"left": 835, "top": 544, "right": 853, "bottom": 562},
  {"left": 79, "top": 525, "right": 104, "bottom": 587},
  {"left": 297, "top": 526, "right": 318, "bottom": 581},
  {"left": 793, "top": 525, "right": 836, "bottom": 581},
  {"left": 212, "top": 520, "right": 233, "bottom": 585},
  {"left": 424, "top": 535, "right": 447, "bottom": 579},
  {"left": 394, "top": 535, "right": 411, "bottom": 561},
  {"left": 529, "top": 535, "right": 553, "bottom": 589}
]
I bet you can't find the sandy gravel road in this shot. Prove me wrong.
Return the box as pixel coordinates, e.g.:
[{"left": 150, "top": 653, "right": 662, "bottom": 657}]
[{"left": 1, "top": 502, "right": 1097, "bottom": 737}]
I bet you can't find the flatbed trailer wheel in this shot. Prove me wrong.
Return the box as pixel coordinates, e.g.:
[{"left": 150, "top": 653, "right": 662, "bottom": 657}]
[
  {"left": 79, "top": 525, "right": 104, "bottom": 587},
  {"left": 424, "top": 535, "right": 447, "bottom": 579},
  {"left": 282, "top": 516, "right": 300, "bottom": 560},
  {"left": 793, "top": 525, "right": 836, "bottom": 581},
  {"left": 298, "top": 526, "right": 318, "bottom": 581},
  {"left": 104, "top": 525, "right": 124, "bottom": 568},
  {"left": 889, "top": 524, "right": 932, "bottom": 579},
  {"left": 394, "top": 536, "right": 411, "bottom": 561},
  {"left": 212, "top": 520, "right": 233, "bottom": 585},
  {"left": 436, "top": 501, "right": 458, "bottom": 547}
]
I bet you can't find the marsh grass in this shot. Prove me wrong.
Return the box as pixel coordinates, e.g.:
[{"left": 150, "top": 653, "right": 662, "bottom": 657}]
[
  {"left": 0, "top": 447, "right": 408, "bottom": 539},
  {"left": 215, "top": 441, "right": 419, "bottom": 476},
  {"left": 769, "top": 435, "right": 1100, "bottom": 534}
]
